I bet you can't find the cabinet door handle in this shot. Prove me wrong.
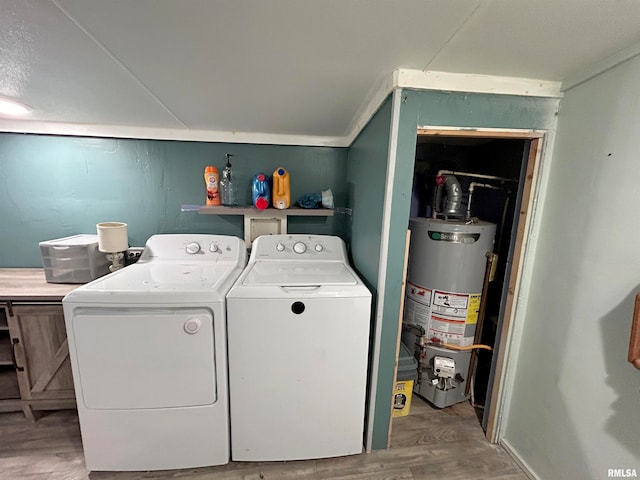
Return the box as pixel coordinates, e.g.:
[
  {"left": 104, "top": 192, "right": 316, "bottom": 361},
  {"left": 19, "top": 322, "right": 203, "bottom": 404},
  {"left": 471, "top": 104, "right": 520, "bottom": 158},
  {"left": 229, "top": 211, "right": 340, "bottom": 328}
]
[{"left": 11, "top": 338, "right": 24, "bottom": 372}]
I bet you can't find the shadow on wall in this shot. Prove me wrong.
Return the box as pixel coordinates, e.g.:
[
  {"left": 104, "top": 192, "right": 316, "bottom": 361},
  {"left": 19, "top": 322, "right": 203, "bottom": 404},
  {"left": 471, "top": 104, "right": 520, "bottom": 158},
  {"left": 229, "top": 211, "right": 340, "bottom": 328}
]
[{"left": 600, "top": 288, "right": 640, "bottom": 460}]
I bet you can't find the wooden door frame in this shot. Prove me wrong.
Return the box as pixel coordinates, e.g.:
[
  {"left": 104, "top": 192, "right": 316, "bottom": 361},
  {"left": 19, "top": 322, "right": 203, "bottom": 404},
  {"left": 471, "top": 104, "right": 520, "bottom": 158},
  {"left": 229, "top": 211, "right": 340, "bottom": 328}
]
[{"left": 415, "top": 127, "right": 545, "bottom": 443}]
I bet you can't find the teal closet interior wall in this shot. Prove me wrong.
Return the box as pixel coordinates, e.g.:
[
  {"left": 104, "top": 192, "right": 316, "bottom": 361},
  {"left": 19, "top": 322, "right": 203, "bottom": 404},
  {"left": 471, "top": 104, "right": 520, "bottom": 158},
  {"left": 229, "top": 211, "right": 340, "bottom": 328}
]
[
  {"left": 345, "top": 94, "right": 393, "bottom": 449},
  {"left": 365, "top": 89, "right": 560, "bottom": 450},
  {"left": 0, "top": 133, "right": 347, "bottom": 267}
]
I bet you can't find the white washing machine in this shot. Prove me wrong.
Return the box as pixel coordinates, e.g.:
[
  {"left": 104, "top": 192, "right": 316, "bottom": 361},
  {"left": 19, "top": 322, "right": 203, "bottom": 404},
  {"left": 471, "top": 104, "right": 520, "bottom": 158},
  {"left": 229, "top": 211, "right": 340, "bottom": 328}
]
[
  {"left": 63, "top": 234, "right": 246, "bottom": 471},
  {"left": 226, "top": 234, "right": 371, "bottom": 461}
]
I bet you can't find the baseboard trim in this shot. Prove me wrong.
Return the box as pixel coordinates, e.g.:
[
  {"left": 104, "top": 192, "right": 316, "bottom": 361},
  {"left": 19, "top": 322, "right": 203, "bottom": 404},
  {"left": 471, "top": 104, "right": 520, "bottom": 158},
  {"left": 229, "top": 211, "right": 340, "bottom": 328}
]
[{"left": 500, "top": 438, "right": 540, "bottom": 480}]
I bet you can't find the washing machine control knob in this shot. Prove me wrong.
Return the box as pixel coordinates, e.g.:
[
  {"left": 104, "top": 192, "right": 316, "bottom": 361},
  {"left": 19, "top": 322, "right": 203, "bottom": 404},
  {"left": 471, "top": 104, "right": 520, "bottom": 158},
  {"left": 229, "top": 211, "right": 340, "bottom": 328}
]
[
  {"left": 185, "top": 242, "right": 201, "bottom": 254},
  {"left": 314, "top": 244, "right": 324, "bottom": 252},
  {"left": 276, "top": 243, "right": 285, "bottom": 252},
  {"left": 184, "top": 318, "right": 202, "bottom": 334},
  {"left": 209, "top": 243, "right": 219, "bottom": 253},
  {"left": 293, "top": 242, "right": 307, "bottom": 254}
]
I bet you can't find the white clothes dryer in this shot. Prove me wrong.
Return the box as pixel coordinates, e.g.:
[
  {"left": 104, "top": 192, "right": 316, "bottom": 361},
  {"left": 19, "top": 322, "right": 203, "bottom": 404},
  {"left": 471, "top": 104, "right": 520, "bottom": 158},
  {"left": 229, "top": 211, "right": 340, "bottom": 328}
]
[
  {"left": 63, "top": 234, "right": 246, "bottom": 471},
  {"left": 227, "top": 234, "right": 371, "bottom": 461}
]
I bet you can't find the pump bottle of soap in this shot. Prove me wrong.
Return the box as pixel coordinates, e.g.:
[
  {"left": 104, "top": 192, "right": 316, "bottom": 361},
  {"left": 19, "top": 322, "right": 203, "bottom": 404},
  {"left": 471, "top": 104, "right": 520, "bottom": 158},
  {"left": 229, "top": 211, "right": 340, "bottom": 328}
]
[{"left": 220, "top": 153, "right": 238, "bottom": 206}]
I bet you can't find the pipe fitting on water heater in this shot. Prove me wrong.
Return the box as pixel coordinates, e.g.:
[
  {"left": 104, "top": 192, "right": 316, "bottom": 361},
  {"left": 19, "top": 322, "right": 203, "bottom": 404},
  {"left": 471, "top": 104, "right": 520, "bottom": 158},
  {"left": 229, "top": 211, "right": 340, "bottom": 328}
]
[{"left": 433, "top": 175, "right": 462, "bottom": 217}]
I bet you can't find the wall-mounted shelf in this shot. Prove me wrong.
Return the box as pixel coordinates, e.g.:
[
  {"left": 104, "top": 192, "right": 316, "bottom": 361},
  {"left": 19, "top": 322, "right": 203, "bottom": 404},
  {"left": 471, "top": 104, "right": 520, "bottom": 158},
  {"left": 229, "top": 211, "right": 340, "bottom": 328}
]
[
  {"left": 198, "top": 206, "right": 334, "bottom": 217},
  {"left": 198, "top": 206, "right": 334, "bottom": 245}
]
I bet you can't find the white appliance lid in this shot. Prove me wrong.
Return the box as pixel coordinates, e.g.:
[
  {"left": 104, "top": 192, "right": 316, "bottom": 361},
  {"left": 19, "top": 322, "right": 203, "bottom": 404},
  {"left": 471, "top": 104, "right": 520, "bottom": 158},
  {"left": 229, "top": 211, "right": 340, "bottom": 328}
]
[
  {"left": 242, "top": 261, "right": 358, "bottom": 286},
  {"left": 80, "top": 263, "right": 233, "bottom": 293}
]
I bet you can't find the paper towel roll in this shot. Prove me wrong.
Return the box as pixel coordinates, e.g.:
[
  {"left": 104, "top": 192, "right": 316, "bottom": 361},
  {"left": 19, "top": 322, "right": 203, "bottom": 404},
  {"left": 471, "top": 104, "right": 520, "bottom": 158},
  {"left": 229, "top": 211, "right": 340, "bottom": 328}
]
[{"left": 97, "top": 222, "right": 128, "bottom": 252}]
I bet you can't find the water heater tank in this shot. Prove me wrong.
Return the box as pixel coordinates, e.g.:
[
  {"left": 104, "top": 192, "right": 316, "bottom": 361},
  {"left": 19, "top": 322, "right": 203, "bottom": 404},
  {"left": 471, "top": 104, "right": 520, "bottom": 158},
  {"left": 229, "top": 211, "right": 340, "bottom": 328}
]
[{"left": 405, "top": 218, "right": 496, "bottom": 346}]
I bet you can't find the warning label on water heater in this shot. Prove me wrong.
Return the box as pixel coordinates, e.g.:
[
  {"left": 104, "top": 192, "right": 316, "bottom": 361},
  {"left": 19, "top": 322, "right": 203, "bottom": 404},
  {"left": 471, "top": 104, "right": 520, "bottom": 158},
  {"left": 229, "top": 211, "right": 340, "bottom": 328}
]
[
  {"left": 427, "top": 290, "right": 482, "bottom": 346},
  {"left": 432, "top": 291, "right": 468, "bottom": 315},
  {"left": 406, "top": 282, "right": 431, "bottom": 306},
  {"left": 403, "top": 297, "right": 430, "bottom": 330},
  {"left": 403, "top": 282, "right": 432, "bottom": 330},
  {"left": 466, "top": 294, "right": 481, "bottom": 324}
]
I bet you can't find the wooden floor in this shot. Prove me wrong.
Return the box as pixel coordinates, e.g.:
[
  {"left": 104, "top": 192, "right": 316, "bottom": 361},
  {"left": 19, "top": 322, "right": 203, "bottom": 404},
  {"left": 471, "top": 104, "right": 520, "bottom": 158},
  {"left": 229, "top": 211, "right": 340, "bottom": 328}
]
[{"left": 0, "top": 396, "right": 526, "bottom": 480}]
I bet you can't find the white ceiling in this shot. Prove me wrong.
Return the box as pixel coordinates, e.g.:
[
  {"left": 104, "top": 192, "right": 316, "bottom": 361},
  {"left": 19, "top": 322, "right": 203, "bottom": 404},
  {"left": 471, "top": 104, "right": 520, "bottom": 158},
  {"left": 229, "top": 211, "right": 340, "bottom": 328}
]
[{"left": 2, "top": 0, "right": 640, "bottom": 145}]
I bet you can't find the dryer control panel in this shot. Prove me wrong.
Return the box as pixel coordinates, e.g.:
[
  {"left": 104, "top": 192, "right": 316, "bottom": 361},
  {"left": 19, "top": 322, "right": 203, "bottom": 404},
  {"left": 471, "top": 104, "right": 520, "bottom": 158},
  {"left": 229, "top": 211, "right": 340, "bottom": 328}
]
[
  {"left": 250, "top": 234, "right": 348, "bottom": 262},
  {"left": 139, "top": 234, "right": 247, "bottom": 263}
]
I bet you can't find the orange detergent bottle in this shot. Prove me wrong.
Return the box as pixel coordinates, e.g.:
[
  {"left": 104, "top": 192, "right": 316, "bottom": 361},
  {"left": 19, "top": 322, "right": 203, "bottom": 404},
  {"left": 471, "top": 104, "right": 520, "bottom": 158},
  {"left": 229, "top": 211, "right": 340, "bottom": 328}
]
[
  {"left": 272, "top": 167, "right": 290, "bottom": 209},
  {"left": 204, "top": 166, "right": 221, "bottom": 206}
]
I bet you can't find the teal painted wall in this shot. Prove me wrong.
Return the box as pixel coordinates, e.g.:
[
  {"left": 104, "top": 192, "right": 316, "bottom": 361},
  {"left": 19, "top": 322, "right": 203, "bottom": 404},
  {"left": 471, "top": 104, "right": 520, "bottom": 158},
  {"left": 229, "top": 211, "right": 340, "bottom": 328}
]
[
  {"left": 404, "top": 90, "right": 559, "bottom": 131},
  {"left": 345, "top": 95, "right": 393, "bottom": 449},
  {"left": 345, "top": 96, "right": 392, "bottom": 287},
  {"left": 0, "top": 133, "right": 347, "bottom": 267},
  {"left": 364, "top": 89, "right": 559, "bottom": 450}
]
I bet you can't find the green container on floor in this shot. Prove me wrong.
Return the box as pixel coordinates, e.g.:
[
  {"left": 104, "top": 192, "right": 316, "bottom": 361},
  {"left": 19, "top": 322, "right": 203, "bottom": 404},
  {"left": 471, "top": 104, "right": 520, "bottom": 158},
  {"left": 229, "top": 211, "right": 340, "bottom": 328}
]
[{"left": 393, "top": 342, "right": 418, "bottom": 417}]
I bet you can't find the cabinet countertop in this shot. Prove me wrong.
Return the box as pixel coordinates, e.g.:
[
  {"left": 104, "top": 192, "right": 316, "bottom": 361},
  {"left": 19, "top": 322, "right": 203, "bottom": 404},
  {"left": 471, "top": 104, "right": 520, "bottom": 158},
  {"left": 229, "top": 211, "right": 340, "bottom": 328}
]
[{"left": 0, "top": 269, "right": 80, "bottom": 301}]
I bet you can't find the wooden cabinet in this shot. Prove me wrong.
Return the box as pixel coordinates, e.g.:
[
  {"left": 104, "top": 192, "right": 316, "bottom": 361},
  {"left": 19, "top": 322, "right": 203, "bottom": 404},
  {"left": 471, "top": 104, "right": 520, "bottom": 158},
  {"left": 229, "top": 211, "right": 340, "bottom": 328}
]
[
  {"left": 0, "top": 306, "right": 21, "bottom": 411},
  {"left": 0, "top": 269, "right": 79, "bottom": 419},
  {"left": 8, "top": 303, "right": 76, "bottom": 419}
]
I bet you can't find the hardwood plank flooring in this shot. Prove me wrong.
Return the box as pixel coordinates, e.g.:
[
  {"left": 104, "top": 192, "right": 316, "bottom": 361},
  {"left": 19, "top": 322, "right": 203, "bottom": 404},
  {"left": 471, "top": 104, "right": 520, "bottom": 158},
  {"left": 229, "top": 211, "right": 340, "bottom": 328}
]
[{"left": 0, "top": 396, "right": 527, "bottom": 480}]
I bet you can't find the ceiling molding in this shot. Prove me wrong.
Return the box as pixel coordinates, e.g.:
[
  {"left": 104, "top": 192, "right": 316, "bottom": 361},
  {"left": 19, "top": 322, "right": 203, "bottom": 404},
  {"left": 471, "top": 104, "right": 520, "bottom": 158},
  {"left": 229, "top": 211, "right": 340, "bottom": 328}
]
[
  {"left": 0, "top": 120, "right": 346, "bottom": 147},
  {"left": 561, "top": 39, "right": 640, "bottom": 91},
  {"left": 394, "top": 69, "right": 563, "bottom": 98}
]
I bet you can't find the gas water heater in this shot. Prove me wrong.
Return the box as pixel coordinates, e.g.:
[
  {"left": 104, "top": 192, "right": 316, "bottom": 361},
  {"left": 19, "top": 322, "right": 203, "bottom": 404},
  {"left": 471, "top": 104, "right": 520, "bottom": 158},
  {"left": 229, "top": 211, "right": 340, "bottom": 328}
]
[{"left": 403, "top": 217, "right": 496, "bottom": 408}]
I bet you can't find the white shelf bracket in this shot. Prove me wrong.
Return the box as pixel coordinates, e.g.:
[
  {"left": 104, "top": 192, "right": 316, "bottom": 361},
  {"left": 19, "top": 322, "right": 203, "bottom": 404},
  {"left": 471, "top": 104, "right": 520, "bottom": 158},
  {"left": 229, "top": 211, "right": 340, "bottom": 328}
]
[{"left": 244, "top": 214, "right": 287, "bottom": 247}]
